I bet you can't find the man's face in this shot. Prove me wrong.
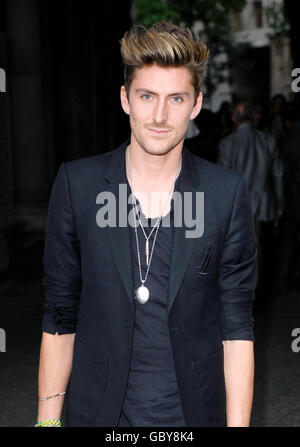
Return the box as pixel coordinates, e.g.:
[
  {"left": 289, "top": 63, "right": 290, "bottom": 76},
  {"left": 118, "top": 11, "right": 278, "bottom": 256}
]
[{"left": 120, "top": 64, "right": 202, "bottom": 156}]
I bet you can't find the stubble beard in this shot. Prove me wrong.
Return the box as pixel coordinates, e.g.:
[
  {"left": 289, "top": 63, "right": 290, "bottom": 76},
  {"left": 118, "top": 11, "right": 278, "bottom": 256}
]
[{"left": 131, "top": 124, "right": 185, "bottom": 157}]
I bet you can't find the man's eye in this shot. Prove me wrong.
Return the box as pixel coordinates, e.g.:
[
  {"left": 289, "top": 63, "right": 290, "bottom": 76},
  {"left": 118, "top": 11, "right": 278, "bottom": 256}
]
[
  {"left": 142, "top": 94, "right": 152, "bottom": 100},
  {"left": 172, "top": 96, "right": 183, "bottom": 103}
]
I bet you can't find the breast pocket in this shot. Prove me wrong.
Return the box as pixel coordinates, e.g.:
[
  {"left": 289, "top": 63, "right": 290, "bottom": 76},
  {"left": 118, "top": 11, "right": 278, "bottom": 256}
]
[{"left": 67, "top": 336, "right": 109, "bottom": 424}]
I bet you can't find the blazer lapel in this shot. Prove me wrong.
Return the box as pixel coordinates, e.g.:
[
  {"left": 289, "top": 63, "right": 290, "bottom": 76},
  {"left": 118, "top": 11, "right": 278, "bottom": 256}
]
[
  {"left": 104, "top": 142, "right": 135, "bottom": 314},
  {"left": 167, "top": 147, "right": 202, "bottom": 314}
]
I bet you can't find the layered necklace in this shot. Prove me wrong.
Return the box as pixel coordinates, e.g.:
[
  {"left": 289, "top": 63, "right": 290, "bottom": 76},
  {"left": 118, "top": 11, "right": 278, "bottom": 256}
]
[{"left": 126, "top": 147, "right": 182, "bottom": 304}]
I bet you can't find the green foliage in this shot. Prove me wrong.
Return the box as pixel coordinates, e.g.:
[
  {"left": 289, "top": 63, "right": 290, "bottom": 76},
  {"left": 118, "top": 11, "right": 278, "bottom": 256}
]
[
  {"left": 264, "top": 1, "right": 290, "bottom": 36},
  {"left": 135, "top": 0, "right": 247, "bottom": 95},
  {"left": 135, "top": 0, "right": 181, "bottom": 27},
  {"left": 136, "top": 0, "right": 246, "bottom": 30}
]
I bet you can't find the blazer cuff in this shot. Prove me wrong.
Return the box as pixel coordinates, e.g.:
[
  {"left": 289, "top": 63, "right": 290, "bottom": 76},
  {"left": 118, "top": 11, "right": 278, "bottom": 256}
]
[
  {"left": 41, "top": 302, "right": 78, "bottom": 335},
  {"left": 219, "top": 297, "right": 255, "bottom": 341}
]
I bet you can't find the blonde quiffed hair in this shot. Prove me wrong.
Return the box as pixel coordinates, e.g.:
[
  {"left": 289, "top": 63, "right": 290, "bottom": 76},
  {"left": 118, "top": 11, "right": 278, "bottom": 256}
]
[{"left": 120, "top": 21, "right": 209, "bottom": 102}]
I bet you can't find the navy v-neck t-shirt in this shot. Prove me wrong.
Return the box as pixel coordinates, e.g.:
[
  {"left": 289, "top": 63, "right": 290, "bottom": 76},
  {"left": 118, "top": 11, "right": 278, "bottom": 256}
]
[{"left": 117, "top": 173, "right": 186, "bottom": 427}]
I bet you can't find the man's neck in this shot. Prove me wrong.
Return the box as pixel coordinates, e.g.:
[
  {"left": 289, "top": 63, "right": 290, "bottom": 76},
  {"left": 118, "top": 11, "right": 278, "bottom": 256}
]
[
  {"left": 126, "top": 137, "right": 183, "bottom": 219},
  {"left": 126, "top": 139, "right": 183, "bottom": 189},
  {"left": 237, "top": 121, "right": 252, "bottom": 129}
]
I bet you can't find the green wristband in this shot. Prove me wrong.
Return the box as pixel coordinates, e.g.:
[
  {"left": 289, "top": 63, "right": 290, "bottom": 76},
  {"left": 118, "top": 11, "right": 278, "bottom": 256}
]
[{"left": 34, "top": 418, "right": 62, "bottom": 427}]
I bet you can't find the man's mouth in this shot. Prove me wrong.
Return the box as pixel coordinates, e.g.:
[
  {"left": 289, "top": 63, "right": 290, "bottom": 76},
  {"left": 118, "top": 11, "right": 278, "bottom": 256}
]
[{"left": 147, "top": 127, "right": 171, "bottom": 134}]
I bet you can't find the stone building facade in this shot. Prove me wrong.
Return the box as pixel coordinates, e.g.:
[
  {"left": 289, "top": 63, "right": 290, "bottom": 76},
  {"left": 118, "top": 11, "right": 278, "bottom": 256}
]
[{"left": 210, "top": 0, "right": 292, "bottom": 111}]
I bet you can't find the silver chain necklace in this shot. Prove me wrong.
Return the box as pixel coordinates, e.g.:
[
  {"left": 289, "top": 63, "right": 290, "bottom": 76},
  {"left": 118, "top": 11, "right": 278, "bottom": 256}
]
[
  {"left": 132, "top": 194, "right": 161, "bottom": 266},
  {"left": 127, "top": 147, "right": 181, "bottom": 304},
  {"left": 132, "top": 197, "right": 161, "bottom": 304}
]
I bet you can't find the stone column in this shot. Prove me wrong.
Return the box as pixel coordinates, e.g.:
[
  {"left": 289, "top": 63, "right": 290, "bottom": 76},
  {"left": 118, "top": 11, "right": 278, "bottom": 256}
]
[{"left": 270, "top": 35, "right": 293, "bottom": 99}]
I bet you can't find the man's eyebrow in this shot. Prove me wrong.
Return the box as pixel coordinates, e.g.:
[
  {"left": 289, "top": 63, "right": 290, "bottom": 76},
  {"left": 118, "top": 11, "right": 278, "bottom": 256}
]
[{"left": 135, "top": 88, "right": 191, "bottom": 97}]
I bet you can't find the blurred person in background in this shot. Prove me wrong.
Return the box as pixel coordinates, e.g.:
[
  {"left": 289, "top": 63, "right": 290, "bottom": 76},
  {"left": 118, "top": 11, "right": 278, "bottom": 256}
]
[
  {"left": 253, "top": 102, "right": 270, "bottom": 132},
  {"left": 267, "top": 94, "right": 290, "bottom": 155},
  {"left": 217, "top": 100, "right": 284, "bottom": 297},
  {"left": 215, "top": 101, "right": 234, "bottom": 139}
]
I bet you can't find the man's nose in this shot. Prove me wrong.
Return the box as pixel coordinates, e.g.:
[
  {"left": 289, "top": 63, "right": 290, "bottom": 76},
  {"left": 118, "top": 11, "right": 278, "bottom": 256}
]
[{"left": 153, "top": 99, "right": 168, "bottom": 124}]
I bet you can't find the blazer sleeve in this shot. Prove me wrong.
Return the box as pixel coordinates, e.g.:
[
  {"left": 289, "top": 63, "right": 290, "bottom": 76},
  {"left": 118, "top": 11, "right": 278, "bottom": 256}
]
[
  {"left": 218, "top": 174, "right": 258, "bottom": 341},
  {"left": 41, "top": 163, "right": 82, "bottom": 335}
]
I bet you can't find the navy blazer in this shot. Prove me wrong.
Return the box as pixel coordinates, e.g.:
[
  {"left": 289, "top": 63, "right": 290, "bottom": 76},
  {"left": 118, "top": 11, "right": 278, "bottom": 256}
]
[{"left": 41, "top": 141, "right": 258, "bottom": 427}]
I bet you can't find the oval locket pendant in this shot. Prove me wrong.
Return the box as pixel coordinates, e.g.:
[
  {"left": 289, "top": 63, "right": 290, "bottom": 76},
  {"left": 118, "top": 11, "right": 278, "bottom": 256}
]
[{"left": 135, "top": 285, "right": 149, "bottom": 304}]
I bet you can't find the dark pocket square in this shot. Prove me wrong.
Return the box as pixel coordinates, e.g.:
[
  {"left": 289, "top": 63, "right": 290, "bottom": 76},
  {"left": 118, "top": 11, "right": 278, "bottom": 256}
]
[{"left": 196, "top": 244, "right": 214, "bottom": 273}]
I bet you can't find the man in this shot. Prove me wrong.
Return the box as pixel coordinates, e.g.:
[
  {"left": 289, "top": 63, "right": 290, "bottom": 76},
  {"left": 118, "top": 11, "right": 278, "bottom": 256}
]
[
  {"left": 217, "top": 100, "right": 283, "bottom": 297},
  {"left": 37, "top": 22, "right": 257, "bottom": 428},
  {"left": 218, "top": 100, "right": 284, "bottom": 222}
]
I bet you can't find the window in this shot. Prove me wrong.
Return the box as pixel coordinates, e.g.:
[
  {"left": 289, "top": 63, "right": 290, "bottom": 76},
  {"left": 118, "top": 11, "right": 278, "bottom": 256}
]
[
  {"left": 231, "top": 10, "right": 242, "bottom": 31},
  {"left": 254, "top": 1, "right": 263, "bottom": 28}
]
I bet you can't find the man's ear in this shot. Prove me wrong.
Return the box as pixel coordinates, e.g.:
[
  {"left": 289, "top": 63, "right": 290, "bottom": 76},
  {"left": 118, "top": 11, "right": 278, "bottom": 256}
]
[
  {"left": 190, "top": 91, "right": 203, "bottom": 120},
  {"left": 120, "top": 85, "right": 130, "bottom": 115}
]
